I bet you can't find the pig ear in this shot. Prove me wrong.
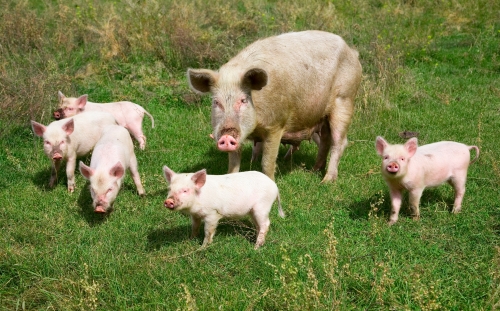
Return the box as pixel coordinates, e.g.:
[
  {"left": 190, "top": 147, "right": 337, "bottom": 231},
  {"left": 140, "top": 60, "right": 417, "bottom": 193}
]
[
  {"left": 58, "top": 91, "right": 66, "bottom": 101},
  {"left": 62, "top": 119, "right": 75, "bottom": 135},
  {"left": 110, "top": 162, "right": 125, "bottom": 178},
  {"left": 163, "top": 166, "right": 175, "bottom": 184},
  {"left": 76, "top": 94, "right": 88, "bottom": 109},
  {"left": 375, "top": 136, "right": 388, "bottom": 156},
  {"left": 405, "top": 137, "right": 418, "bottom": 157},
  {"left": 31, "top": 121, "right": 46, "bottom": 137},
  {"left": 191, "top": 169, "right": 207, "bottom": 190},
  {"left": 187, "top": 69, "right": 218, "bottom": 94},
  {"left": 243, "top": 68, "right": 268, "bottom": 91},
  {"left": 79, "top": 161, "right": 94, "bottom": 179}
]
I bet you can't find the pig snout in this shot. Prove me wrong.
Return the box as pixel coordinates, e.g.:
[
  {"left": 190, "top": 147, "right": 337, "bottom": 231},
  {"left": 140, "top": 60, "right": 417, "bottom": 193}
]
[
  {"left": 217, "top": 135, "right": 238, "bottom": 152},
  {"left": 94, "top": 205, "right": 106, "bottom": 213},
  {"left": 52, "top": 153, "right": 63, "bottom": 160},
  {"left": 53, "top": 109, "right": 64, "bottom": 120},
  {"left": 386, "top": 162, "right": 399, "bottom": 173},
  {"left": 164, "top": 198, "right": 176, "bottom": 209}
]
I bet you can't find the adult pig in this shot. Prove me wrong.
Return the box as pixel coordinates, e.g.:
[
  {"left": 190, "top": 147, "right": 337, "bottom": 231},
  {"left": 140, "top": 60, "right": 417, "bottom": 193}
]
[
  {"left": 79, "top": 125, "right": 145, "bottom": 213},
  {"left": 163, "top": 166, "right": 285, "bottom": 249},
  {"left": 375, "top": 136, "right": 479, "bottom": 225},
  {"left": 31, "top": 112, "right": 117, "bottom": 192},
  {"left": 187, "top": 30, "right": 362, "bottom": 182},
  {"left": 55, "top": 91, "right": 155, "bottom": 150}
]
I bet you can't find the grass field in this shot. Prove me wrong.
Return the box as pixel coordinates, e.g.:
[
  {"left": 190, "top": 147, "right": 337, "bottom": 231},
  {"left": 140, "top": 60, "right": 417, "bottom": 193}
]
[{"left": 1, "top": 0, "right": 499, "bottom": 309}]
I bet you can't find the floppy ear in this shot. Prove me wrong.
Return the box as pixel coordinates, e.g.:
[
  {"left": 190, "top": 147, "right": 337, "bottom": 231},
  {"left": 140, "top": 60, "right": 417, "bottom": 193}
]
[
  {"left": 375, "top": 136, "right": 388, "bottom": 156},
  {"left": 243, "top": 68, "right": 268, "bottom": 91},
  {"left": 187, "top": 69, "right": 218, "bottom": 94},
  {"left": 163, "top": 166, "right": 175, "bottom": 184},
  {"left": 31, "top": 121, "right": 46, "bottom": 137},
  {"left": 109, "top": 162, "right": 125, "bottom": 179},
  {"left": 61, "top": 119, "right": 74, "bottom": 136},
  {"left": 191, "top": 169, "right": 207, "bottom": 190},
  {"left": 405, "top": 137, "right": 418, "bottom": 158},
  {"left": 79, "top": 161, "right": 94, "bottom": 179}
]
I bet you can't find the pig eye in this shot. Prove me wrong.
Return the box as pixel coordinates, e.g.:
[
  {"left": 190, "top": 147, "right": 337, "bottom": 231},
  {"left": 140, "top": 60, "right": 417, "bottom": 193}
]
[
  {"left": 182, "top": 189, "right": 188, "bottom": 193},
  {"left": 107, "top": 188, "right": 113, "bottom": 194},
  {"left": 241, "top": 97, "right": 248, "bottom": 104},
  {"left": 400, "top": 157, "right": 405, "bottom": 161},
  {"left": 44, "top": 140, "right": 51, "bottom": 145},
  {"left": 383, "top": 155, "right": 388, "bottom": 160}
]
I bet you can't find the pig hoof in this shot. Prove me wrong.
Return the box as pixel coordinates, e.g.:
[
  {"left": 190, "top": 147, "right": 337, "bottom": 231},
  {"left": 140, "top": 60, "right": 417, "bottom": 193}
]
[
  {"left": 452, "top": 208, "right": 461, "bottom": 214},
  {"left": 68, "top": 186, "right": 75, "bottom": 193},
  {"left": 387, "top": 220, "right": 397, "bottom": 226}
]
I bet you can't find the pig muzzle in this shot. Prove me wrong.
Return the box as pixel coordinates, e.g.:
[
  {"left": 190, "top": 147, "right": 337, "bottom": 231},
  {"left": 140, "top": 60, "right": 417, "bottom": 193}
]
[
  {"left": 52, "top": 153, "right": 63, "bottom": 160},
  {"left": 94, "top": 205, "right": 106, "bottom": 213},
  {"left": 217, "top": 135, "right": 238, "bottom": 152},
  {"left": 164, "top": 198, "right": 176, "bottom": 209},
  {"left": 386, "top": 162, "right": 400, "bottom": 174},
  {"left": 53, "top": 109, "right": 65, "bottom": 120}
]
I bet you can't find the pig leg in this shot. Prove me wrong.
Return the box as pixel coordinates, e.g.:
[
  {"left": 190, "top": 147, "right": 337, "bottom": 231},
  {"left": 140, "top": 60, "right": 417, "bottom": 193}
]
[
  {"left": 449, "top": 173, "right": 467, "bottom": 214},
  {"left": 129, "top": 155, "right": 145, "bottom": 196},
  {"left": 322, "top": 98, "right": 353, "bottom": 183},
  {"left": 313, "top": 121, "right": 332, "bottom": 172},
  {"left": 49, "top": 160, "right": 62, "bottom": 188},
  {"left": 408, "top": 188, "right": 424, "bottom": 220},
  {"left": 388, "top": 188, "right": 403, "bottom": 225},
  {"left": 228, "top": 150, "right": 242, "bottom": 174},
  {"left": 202, "top": 215, "right": 222, "bottom": 247},
  {"left": 127, "top": 124, "right": 147, "bottom": 150},
  {"left": 65, "top": 157, "right": 77, "bottom": 193},
  {"left": 261, "top": 130, "right": 284, "bottom": 181},
  {"left": 251, "top": 208, "right": 271, "bottom": 249},
  {"left": 251, "top": 141, "right": 262, "bottom": 162},
  {"left": 190, "top": 216, "right": 202, "bottom": 239}
]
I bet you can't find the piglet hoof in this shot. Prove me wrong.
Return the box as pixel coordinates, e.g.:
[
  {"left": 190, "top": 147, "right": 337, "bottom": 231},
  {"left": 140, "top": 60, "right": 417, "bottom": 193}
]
[
  {"left": 320, "top": 174, "right": 336, "bottom": 183},
  {"left": 387, "top": 220, "right": 397, "bottom": 226},
  {"left": 451, "top": 207, "right": 461, "bottom": 214},
  {"left": 67, "top": 186, "right": 75, "bottom": 193}
]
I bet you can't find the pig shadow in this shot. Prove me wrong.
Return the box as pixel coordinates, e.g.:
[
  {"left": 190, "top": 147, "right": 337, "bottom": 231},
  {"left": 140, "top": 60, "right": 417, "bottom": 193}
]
[
  {"left": 146, "top": 219, "right": 257, "bottom": 251},
  {"left": 348, "top": 189, "right": 457, "bottom": 221},
  {"left": 179, "top": 143, "right": 318, "bottom": 177},
  {"left": 76, "top": 182, "right": 109, "bottom": 226},
  {"left": 32, "top": 167, "right": 59, "bottom": 192}
]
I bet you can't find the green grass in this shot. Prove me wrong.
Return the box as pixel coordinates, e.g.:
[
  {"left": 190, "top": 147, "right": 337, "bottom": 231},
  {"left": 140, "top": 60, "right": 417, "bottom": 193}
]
[{"left": 1, "top": 0, "right": 500, "bottom": 309}]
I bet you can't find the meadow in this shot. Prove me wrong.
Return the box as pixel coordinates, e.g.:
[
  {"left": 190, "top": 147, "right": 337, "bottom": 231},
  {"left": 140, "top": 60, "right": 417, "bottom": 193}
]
[{"left": 0, "top": 0, "right": 499, "bottom": 309}]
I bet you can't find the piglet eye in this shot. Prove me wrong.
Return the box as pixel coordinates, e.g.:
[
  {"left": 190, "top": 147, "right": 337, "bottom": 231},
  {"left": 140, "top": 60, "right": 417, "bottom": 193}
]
[
  {"left": 400, "top": 157, "right": 405, "bottom": 161},
  {"left": 384, "top": 155, "right": 389, "bottom": 160},
  {"left": 182, "top": 189, "right": 188, "bottom": 193},
  {"left": 44, "top": 140, "right": 51, "bottom": 145}
]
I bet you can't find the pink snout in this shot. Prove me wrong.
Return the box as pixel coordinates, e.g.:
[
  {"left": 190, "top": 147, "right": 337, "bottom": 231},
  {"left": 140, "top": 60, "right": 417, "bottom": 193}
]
[
  {"left": 164, "top": 198, "right": 175, "bottom": 209},
  {"left": 386, "top": 162, "right": 399, "bottom": 173},
  {"left": 217, "top": 135, "right": 238, "bottom": 152},
  {"left": 94, "top": 206, "right": 106, "bottom": 213},
  {"left": 52, "top": 153, "right": 63, "bottom": 160}
]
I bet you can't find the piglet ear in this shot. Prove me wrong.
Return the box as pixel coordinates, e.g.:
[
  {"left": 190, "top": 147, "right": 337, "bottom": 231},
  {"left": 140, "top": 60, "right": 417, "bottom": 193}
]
[
  {"left": 79, "top": 161, "right": 94, "bottom": 179},
  {"left": 76, "top": 94, "right": 88, "bottom": 109},
  {"left": 62, "top": 119, "right": 74, "bottom": 136},
  {"left": 375, "top": 136, "right": 388, "bottom": 156},
  {"left": 192, "top": 169, "right": 207, "bottom": 190},
  {"left": 58, "top": 90, "right": 66, "bottom": 101},
  {"left": 405, "top": 137, "right": 418, "bottom": 158},
  {"left": 31, "top": 121, "right": 46, "bottom": 137},
  {"left": 110, "top": 162, "right": 125, "bottom": 178},
  {"left": 163, "top": 166, "right": 175, "bottom": 184}
]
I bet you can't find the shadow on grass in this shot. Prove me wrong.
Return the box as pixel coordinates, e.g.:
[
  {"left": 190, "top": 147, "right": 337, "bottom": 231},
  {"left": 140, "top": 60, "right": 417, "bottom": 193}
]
[
  {"left": 76, "top": 181, "right": 109, "bottom": 226},
  {"left": 177, "top": 142, "right": 320, "bottom": 179},
  {"left": 348, "top": 188, "right": 457, "bottom": 221},
  {"left": 146, "top": 219, "right": 257, "bottom": 251},
  {"left": 32, "top": 167, "right": 59, "bottom": 192}
]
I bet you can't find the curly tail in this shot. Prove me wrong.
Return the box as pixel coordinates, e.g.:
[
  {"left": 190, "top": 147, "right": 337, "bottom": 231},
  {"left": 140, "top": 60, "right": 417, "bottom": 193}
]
[{"left": 468, "top": 145, "right": 480, "bottom": 164}]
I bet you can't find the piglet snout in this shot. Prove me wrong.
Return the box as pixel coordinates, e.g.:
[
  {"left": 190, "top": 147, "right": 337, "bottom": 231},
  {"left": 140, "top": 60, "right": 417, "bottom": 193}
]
[
  {"left": 52, "top": 153, "right": 63, "bottom": 160},
  {"left": 386, "top": 162, "right": 399, "bottom": 173},
  {"left": 164, "top": 198, "right": 175, "bottom": 209},
  {"left": 94, "top": 206, "right": 106, "bottom": 213}
]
